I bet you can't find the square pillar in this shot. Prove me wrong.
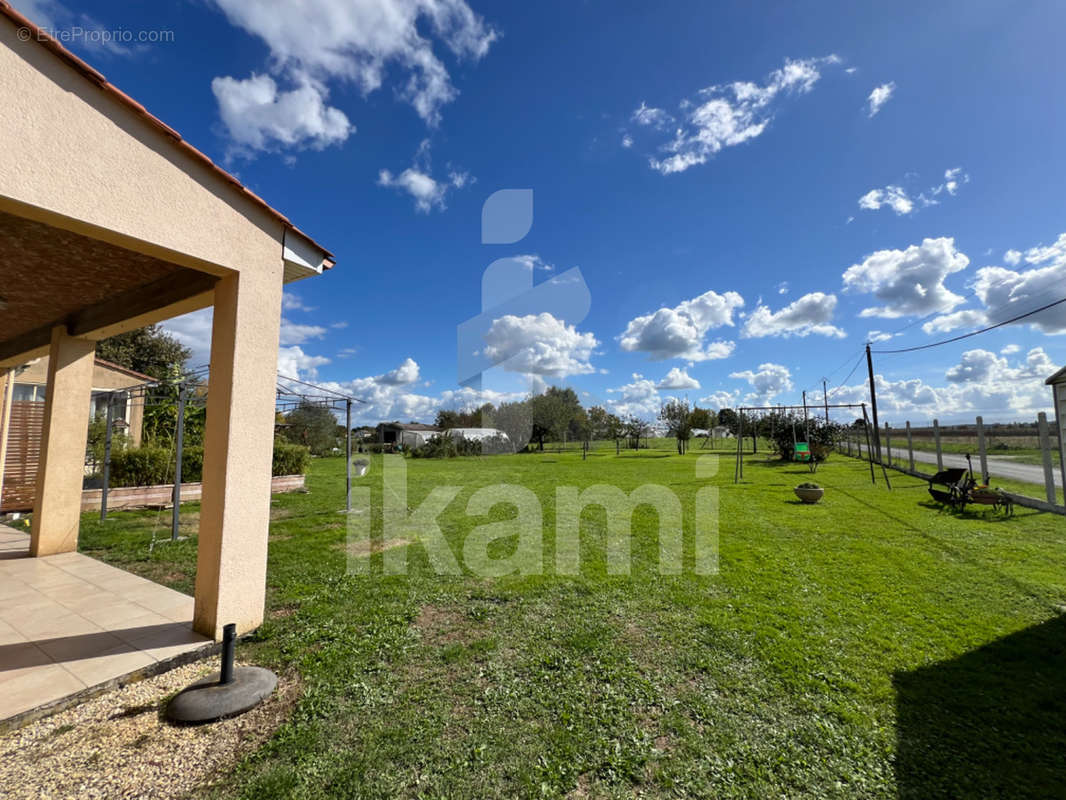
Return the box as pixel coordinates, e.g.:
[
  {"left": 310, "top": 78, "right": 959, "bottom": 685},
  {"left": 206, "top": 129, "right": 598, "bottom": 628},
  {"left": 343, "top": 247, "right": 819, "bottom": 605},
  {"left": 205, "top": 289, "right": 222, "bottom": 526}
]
[
  {"left": 0, "top": 368, "right": 14, "bottom": 508},
  {"left": 31, "top": 327, "right": 95, "bottom": 556},
  {"left": 193, "top": 265, "right": 282, "bottom": 640}
]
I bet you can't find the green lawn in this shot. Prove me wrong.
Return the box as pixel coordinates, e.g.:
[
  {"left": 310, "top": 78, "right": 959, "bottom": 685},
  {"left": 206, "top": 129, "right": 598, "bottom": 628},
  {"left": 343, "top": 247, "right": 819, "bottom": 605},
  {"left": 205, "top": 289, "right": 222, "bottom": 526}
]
[{"left": 77, "top": 450, "right": 1066, "bottom": 799}]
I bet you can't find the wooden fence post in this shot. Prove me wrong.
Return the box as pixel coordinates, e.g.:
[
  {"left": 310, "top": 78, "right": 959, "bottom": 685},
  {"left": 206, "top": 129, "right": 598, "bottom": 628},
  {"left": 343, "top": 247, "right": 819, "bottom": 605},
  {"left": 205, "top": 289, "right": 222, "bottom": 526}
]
[
  {"left": 975, "top": 415, "right": 989, "bottom": 485},
  {"left": 906, "top": 421, "right": 914, "bottom": 473},
  {"left": 884, "top": 423, "right": 892, "bottom": 467},
  {"left": 1038, "top": 412, "right": 1057, "bottom": 505},
  {"left": 933, "top": 418, "right": 943, "bottom": 472}
]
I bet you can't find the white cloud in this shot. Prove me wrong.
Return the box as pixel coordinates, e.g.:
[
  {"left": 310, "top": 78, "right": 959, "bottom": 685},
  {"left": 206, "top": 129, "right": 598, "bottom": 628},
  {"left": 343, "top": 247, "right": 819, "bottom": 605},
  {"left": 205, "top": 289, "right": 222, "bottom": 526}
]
[
  {"left": 858, "top": 185, "right": 913, "bottom": 215},
  {"left": 282, "top": 291, "right": 314, "bottom": 312},
  {"left": 210, "top": 0, "right": 497, "bottom": 139},
  {"left": 212, "top": 74, "right": 352, "bottom": 154},
  {"left": 376, "top": 357, "right": 420, "bottom": 385},
  {"left": 632, "top": 102, "right": 673, "bottom": 129},
  {"left": 378, "top": 139, "right": 471, "bottom": 212},
  {"left": 619, "top": 289, "right": 744, "bottom": 361},
  {"left": 842, "top": 237, "right": 969, "bottom": 318},
  {"left": 867, "top": 330, "right": 894, "bottom": 343},
  {"left": 1000, "top": 344, "right": 1021, "bottom": 355},
  {"left": 1004, "top": 249, "right": 1022, "bottom": 266},
  {"left": 954, "top": 233, "right": 1066, "bottom": 334},
  {"left": 741, "top": 292, "right": 846, "bottom": 339},
  {"left": 728, "top": 362, "right": 793, "bottom": 405},
  {"left": 640, "top": 55, "right": 839, "bottom": 174},
  {"left": 698, "top": 389, "right": 740, "bottom": 410},
  {"left": 511, "top": 254, "right": 554, "bottom": 273},
  {"left": 14, "top": 0, "right": 139, "bottom": 56},
  {"left": 866, "top": 82, "right": 895, "bottom": 117},
  {"left": 481, "top": 313, "right": 598, "bottom": 377},
  {"left": 921, "top": 309, "right": 986, "bottom": 335},
  {"left": 607, "top": 373, "right": 662, "bottom": 418},
  {"left": 657, "top": 367, "right": 700, "bottom": 390},
  {"left": 621, "top": 133, "right": 634, "bottom": 149},
  {"left": 277, "top": 345, "right": 331, "bottom": 379},
  {"left": 776, "top": 281, "right": 789, "bottom": 295},
  {"left": 858, "top": 168, "right": 968, "bottom": 215},
  {"left": 828, "top": 347, "right": 1059, "bottom": 421},
  {"left": 279, "top": 318, "right": 328, "bottom": 345}
]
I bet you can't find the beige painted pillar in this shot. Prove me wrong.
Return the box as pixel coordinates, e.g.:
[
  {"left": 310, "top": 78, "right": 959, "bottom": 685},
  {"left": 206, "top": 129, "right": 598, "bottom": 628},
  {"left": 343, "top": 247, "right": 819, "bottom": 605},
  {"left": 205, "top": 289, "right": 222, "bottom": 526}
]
[
  {"left": 30, "top": 328, "right": 95, "bottom": 556},
  {"left": 193, "top": 264, "right": 283, "bottom": 640},
  {"left": 0, "top": 368, "right": 13, "bottom": 507},
  {"left": 127, "top": 387, "right": 145, "bottom": 448}
]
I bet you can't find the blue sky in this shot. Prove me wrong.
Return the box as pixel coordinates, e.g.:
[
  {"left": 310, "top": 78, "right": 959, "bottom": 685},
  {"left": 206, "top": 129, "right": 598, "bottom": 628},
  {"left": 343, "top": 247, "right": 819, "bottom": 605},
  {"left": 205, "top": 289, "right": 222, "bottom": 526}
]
[{"left": 19, "top": 0, "right": 1066, "bottom": 424}]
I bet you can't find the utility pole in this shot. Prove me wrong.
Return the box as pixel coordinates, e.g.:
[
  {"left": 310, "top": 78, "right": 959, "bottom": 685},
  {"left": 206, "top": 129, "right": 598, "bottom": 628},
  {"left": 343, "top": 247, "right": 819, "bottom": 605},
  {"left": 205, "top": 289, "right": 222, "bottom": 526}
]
[
  {"left": 802, "top": 391, "right": 809, "bottom": 439},
  {"left": 865, "top": 344, "right": 883, "bottom": 464},
  {"left": 822, "top": 379, "right": 829, "bottom": 423}
]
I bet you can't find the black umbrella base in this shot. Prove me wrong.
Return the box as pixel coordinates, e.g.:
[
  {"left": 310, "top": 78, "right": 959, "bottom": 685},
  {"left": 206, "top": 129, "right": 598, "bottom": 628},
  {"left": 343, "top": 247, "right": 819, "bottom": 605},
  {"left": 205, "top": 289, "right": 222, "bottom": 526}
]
[{"left": 166, "top": 666, "right": 277, "bottom": 724}]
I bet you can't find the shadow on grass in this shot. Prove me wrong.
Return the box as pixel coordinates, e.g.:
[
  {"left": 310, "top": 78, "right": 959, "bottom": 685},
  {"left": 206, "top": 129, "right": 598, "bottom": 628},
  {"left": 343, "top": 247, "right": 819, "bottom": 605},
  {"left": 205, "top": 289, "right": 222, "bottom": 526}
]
[{"left": 894, "top": 614, "right": 1066, "bottom": 799}]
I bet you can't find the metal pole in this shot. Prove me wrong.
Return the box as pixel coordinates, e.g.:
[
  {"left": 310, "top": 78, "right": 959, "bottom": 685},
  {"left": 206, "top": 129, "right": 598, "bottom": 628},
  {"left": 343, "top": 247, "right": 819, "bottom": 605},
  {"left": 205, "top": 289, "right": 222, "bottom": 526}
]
[
  {"left": 220, "top": 623, "right": 236, "bottom": 685},
  {"left": 172, "top": 383, "right": 186, "bottom": 541},
  {"left": 1038, "top": 412, "right": 1057, "bottom": 505},
  {"left": 345, "top": 398, "right": 352, "bottom": 513},
  {"left": 802, "top": 391, "right": 809, "bottom": 440},
  {"left": 933, "top": 418, "right": 943, "bottom": 472},
  {"left": 862, "top": 403, "right": 876, "bottom": 485},
  {"left": 884, "top": 423, "right": 892, "bottom": 467},
  {"left": 865, "top": 344, "right": 883, "bottom": 464},
  {"left": 735, "top": 410, "right": 744, "bottom": 482},
  {"left": 975, "top": 415, "right": 989, "bottom": 485},
  {"left": 906, "top": 421, "right": 914, "bottom": 473},
  {"left": 822, "top": 379, "right": 829, "bottom": 423},
  {"left": 100, "top": 392, "right": 115, "bottom": 522}
]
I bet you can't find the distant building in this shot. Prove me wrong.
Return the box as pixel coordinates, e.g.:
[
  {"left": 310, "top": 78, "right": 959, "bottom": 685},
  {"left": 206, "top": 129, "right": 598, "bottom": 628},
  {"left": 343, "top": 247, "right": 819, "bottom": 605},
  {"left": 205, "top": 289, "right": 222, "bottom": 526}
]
[
  {"left": 711, "top": 425, "right": 734, "bottom": 439},
  {"left": 377, "top": 422, "right": 440, "bottom": 448}
]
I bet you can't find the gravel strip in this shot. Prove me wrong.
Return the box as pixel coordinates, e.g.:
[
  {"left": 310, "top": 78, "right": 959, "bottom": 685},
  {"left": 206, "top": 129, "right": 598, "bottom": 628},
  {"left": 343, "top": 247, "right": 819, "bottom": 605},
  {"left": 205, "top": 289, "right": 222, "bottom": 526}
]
[{"left": 0, "top": 659, "right": 298, "bottom": 800}]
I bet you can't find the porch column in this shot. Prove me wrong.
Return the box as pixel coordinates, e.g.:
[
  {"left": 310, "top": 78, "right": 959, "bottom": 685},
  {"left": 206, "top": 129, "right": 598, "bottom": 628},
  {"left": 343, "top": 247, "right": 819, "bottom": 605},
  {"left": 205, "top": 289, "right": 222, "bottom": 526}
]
[
  {"left": 193, "top": 265, "right": 282, "bottom": 640},
  {"left": 0, "top": 368, "right": 13, "bottom": 508},
  {"left": 30, "top": 327, "right": 95, "bottom": 556}
]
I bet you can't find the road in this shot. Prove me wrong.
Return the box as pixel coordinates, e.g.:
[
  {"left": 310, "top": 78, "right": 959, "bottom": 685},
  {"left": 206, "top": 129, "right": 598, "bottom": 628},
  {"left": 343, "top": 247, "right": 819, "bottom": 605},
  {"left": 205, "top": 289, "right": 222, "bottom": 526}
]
[{"left": 854, "top": 443, "right": 1063, "bottom": 488}]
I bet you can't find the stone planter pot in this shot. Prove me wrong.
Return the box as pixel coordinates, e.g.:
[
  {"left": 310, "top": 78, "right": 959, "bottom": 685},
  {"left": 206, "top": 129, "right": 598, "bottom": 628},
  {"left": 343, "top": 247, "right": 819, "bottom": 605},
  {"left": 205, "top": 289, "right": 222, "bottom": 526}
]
[{"left": 794, "top": 486, "right": 824, "bottom": 504}]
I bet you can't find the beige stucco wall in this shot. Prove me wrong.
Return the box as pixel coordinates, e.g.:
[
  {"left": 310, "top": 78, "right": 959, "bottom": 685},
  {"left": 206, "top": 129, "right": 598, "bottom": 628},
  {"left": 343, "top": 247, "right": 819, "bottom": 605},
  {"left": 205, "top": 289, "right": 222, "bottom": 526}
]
[
  {"left": 15, "top": 357, "right": 149, "bottom": 390},
  {"left": 0, "top": 17, "right": 286, "bottom": 281}
]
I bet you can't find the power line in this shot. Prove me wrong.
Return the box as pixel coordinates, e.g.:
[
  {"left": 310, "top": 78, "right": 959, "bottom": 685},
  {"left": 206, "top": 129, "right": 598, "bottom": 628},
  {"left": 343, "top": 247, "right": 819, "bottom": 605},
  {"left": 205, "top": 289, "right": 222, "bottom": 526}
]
[{"left": 871, "top": 295, "right": 1066, "bottom": 354}]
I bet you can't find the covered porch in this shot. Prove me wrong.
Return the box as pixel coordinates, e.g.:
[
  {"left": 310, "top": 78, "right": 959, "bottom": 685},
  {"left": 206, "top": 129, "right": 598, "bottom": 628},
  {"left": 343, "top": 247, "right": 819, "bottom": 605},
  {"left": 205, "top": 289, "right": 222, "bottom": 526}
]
[{"left": 0, "top": 4, "right": 335, "bottom": 723}]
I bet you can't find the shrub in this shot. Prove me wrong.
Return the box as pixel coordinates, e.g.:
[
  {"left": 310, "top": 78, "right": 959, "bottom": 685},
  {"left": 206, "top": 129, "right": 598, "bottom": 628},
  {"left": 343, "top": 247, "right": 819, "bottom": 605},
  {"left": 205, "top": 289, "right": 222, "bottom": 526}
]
[
  {"left": 768, "top": 415, "right": 843, "bottom": 462},
  {"left": 410, "top": 433, "right": 482, "bottom": 458},
  {"left": 107, "top": 441, "right": 309, "bottom": 486},
  {"left": 273, "top": 441, "right": 311, "bottom": 476}
]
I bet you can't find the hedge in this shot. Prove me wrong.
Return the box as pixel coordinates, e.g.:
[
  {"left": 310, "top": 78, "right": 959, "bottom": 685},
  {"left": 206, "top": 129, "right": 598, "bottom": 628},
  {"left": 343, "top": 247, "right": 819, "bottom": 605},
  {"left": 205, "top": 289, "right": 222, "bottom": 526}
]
[{"left": 107, "top": 441, "right": 309, "bottom": 487}]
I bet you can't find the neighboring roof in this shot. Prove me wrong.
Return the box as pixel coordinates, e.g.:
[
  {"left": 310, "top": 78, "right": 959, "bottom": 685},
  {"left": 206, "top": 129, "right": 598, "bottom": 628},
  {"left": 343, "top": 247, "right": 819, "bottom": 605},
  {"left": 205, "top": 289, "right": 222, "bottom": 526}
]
[
  {"left": 1046, "top": 366, "right": 1066, "bottom": 386},
  {"left": 92, "top": 358, "right": 153, "bottom": 382},
  {"left": 381, "top": 422, "right": 440, "bottom": 431},
  {"left": 0, "top": 0, "right": 334, "bottom": 264}
]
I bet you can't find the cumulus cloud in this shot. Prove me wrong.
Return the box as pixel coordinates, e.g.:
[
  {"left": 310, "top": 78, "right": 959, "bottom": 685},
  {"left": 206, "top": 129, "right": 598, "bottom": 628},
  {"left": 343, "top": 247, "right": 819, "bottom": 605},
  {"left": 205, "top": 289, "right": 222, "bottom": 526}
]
[
  {"left": 866, "top": 82, "right": 895, "bottom": 117},
  {"left": 378, "top": 139, "right": 472, "bottom": 212},
  {"left": 607, "top": 373, "right": 662, "bottom": 418},
  {"left": 968, "top": 233, "right": 1066, "bottom": 334},
  {"left": 619, "top": 289, "right": 744, "bottom": 361},
  {"left": 830, "top": 348, "right": 1059, "bottom": 421},
  {"left": 741, "top": 292, "right": 846, "bottom": 339},
  {"left": 212, "top": 74, "right": 352, "bottom": 154},
  {"left": 656, "top": 367, "right": 700, "bottom": 390},
  {"left": 1004, "top": 249, "right": 1023, "bottom": 266},
  {"left": 279, "top": 318, "right": 328, "bottom": 346},
  {"left": 635, "top": 55, "right": 839, "bottom": 174},
  {"left": 376, "top": 357, "right": 420, "bottom": 385},
  {"left": 921, "top": 309, "right": 986, "bottom": 335},
  {"left": 842, "top": 237, "right": 969, "bottom": 318},
  {"left": 867, "top": 330, "right": 894, "bottom": 343},
  {"left": 1000, "top": 344, "right": 1021, "bottom": 355},
  {"left": 728, "top": 362, "right": 793, "bottom": 405},
  {"left": 282, "top": 292, "right": 315, "bottom": 312},
  {"left": 481, "top": 313, "right": 598, "bottom": 377},
  {"left": 210, "top": 0, "right": 497, "bottom": 152},
  {"left": 277, "top": 345, "right": 331, "bottom": 379}
]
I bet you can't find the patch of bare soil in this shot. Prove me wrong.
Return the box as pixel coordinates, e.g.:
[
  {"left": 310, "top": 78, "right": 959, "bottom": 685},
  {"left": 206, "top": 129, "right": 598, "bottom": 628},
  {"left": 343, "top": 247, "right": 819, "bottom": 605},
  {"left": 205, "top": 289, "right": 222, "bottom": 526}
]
[{"left": 0, "top": 659, "right": 299, "bottom": 800}]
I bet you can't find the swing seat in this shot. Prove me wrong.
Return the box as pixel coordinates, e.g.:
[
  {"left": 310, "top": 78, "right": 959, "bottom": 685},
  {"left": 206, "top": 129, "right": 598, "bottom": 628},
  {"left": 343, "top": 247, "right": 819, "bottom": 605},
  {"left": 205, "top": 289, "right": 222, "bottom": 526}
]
[{"left": 792, "top": 443, "right": 812, "bottom": 462}]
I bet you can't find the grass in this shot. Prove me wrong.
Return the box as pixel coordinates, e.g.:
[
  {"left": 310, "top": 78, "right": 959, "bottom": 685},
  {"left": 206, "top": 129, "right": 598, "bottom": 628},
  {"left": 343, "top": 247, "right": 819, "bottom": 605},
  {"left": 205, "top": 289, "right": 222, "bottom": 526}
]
[{"left": 76, "top": 449, "right": 1066, "bottom": 799}]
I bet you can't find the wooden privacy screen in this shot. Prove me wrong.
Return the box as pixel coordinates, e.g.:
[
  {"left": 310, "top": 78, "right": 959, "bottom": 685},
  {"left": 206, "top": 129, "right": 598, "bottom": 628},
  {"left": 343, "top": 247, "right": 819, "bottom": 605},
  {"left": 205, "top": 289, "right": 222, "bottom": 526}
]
[{"left": 1, "top": 401, "right": 45, "bottom": 512}]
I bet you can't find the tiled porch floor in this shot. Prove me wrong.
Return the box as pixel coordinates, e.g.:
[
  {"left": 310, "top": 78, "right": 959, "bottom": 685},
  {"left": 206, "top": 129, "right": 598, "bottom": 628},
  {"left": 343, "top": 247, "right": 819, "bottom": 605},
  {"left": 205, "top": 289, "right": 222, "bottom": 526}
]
[{"left": 0, "top": 524, "right": 212, "bottom": 724}]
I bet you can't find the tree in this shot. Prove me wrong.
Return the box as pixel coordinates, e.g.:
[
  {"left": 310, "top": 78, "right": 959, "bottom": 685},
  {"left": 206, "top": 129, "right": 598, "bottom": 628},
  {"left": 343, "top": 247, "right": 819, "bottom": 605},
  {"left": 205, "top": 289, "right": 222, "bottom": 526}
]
[
  {"left": 494, "top": 399, "right": 533, "bottom": 451},
  {"left": 623, "top": 415, "right": 650, "bottom": 450},
  {"left": 716, "top": 407, "right": 740, "bottom": 435},
  {"left": 689, "top": 406, "right": 716, "bottom": 430},
  {"left": 587, "top": 406, "right": 623, "bottom": 441},
  {"left": 281, "top": 402, "right": 341, "bottom": 455},
  {"left": 96, "top": 325, "right": 191, "bottom": 380},
  {"left": 660, "top": 398, "right": 694, "bottom": 454}
]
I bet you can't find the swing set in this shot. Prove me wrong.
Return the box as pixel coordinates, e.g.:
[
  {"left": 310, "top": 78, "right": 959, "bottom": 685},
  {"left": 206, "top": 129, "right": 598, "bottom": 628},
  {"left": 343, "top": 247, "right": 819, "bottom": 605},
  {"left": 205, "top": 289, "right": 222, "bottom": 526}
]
[{"left": 732, "top": 401, "right": 891, "bottom": 486}]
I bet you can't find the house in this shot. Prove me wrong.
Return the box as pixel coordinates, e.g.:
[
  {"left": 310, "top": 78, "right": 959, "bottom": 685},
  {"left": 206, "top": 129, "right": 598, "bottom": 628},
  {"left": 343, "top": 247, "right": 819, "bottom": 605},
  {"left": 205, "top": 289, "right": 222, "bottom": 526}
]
[
  {"left": 0, "top": 0, "right": 334, "bottom": 650},
  {"left": 378, "top": 422, "right": 440, "bottom": 448},
  {"left": 711, "top": 425, "right": 734, "bottom": 439},
  {"left": 0, "top": 356, "right": 152, "bottom": 511}
]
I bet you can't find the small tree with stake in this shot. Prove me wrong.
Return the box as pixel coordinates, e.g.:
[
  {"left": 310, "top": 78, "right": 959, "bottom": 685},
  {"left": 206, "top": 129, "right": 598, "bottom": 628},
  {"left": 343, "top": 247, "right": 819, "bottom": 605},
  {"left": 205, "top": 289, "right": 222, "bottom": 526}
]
[{"left": 660, "top": 398, "right": 694, "bottom": 455}]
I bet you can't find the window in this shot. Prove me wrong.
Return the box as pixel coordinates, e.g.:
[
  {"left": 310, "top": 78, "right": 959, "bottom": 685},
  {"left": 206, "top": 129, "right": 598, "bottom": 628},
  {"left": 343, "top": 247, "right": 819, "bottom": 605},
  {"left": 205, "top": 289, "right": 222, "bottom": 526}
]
[{"left": 12, "top": 383, "right": 44, "bottom": 402}]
